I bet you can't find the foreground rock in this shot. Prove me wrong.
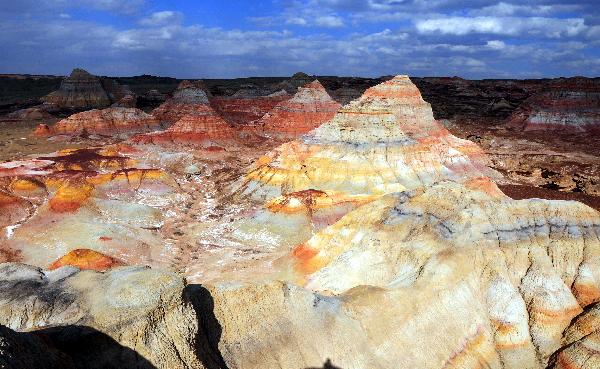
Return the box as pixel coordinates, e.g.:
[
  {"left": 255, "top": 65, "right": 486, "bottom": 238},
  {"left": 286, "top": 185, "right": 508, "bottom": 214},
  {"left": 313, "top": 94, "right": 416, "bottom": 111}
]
[
  {"left": 33, "top": 107, "right": 161, "bottom": 137},
  {"left": 0, "top": 324, "right": 75, "bottom": 369},
  {"left": 0, "top": 263, "right": 206, "bottom": 369}
]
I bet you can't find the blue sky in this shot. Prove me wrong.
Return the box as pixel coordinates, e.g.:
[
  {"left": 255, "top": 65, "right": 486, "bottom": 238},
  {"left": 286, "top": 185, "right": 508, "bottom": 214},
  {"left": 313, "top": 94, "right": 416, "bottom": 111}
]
[{"left": 1, "top": 0, "right": 599, "bottom": 78}]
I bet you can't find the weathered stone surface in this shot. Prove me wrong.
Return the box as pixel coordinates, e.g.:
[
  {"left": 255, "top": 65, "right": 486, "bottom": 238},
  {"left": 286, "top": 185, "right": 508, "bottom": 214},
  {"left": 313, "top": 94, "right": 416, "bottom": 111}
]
[
  {"left": 37, "top": 107, "right": 161, "bottom": 137},
  {"left": 508, "top": 77, "right": 600, "bottom": 132},
  {"left": 134, "top": 107, "right": 236, "bottom": 145},
  {"left": 48, "top": 249, "right": 125, "bottom": 271},
  {"left": 551, "top": 302, "right": 600, "bottom": 368},
  {"left": 0, "top": 147, "right": 180, "bottom": 267},
  {"left": 0, "top": 263, "right": 204, "bottom": 369},
  {"left": 41, "top": 69, "right": 113, "bottom": 110},
  {"left": 236, "top": 76, "right": 497, "bottom": 204},
  {"left": 152, "top": 80, "right": 212, "bottom": 124},
  {"left": 210, "top": 92, "right": 291, "bottom": 125},
  {"left": 257, "top": 80, "right": 341, "bottom": 137},
  {"left": 7, "top": 107, "right": 53, "bottom": 121}
]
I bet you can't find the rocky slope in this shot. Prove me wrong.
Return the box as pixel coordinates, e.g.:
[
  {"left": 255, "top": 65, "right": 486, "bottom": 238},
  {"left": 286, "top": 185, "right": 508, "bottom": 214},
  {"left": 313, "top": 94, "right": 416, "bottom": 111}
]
[
  {"left": 152, "top": 80, "right": 213, "bottom": 124},
  {"left": 1, "top": 75, "right": 600, "bottom": 369},
  {"left": 0, "top": 263, "right": 207, "bottom": 369},
  {"left": 236, "top": 76, "right": 497, "bottom": 203},
  {"left": 41, "top": 68, "right": 133, "bottom": 111},
  {"left": 256, "top": 80, "right": 340, "bottom": 137},
  {"left": 33, "top": 107, "right": 161, "bottom": 137},
  {"left": 210, "top": 91, "right": 290, "bottom": 126},
  {"left": 507, "top": 77, "right": 600, "bottom": 132}
]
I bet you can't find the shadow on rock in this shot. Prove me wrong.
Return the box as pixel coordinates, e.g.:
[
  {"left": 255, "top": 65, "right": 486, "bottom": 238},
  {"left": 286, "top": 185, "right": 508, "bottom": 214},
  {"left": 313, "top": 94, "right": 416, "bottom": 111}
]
[
  {"left": 34, "top": 325, "right": 158, "bottom": 369},
  {"left": 306, "top": 358, "right": 343, "bottom": 369},
  {"left": 184, "top": 284, "right": 228, "bottom": 369}
]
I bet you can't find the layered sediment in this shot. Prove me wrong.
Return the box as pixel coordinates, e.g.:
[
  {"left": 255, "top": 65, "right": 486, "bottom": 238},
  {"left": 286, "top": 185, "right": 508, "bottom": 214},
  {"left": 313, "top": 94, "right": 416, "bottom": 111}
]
[
  {"left": 34, "top": 107, "right": 161, "bottom": 137},
  {"left": 508, "top": 77, "right": 600, "bottom": 132},
  {"left": 41, "top": 68, "right": 132, "bottom": 111},
  {"left": 152, "top": 80, "right": 212, "bottom": 124},
  {"left": 257, "top": 80, "right": 340, "bottom": 137},
  {"left": 1, "top": 74, "right": 600, "bottom": 369}
]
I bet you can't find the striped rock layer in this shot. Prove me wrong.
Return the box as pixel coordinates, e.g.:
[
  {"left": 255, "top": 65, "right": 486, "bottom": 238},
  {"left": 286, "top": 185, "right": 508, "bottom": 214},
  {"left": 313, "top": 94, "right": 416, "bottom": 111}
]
[
  {"left": 211, "top": 92, "right": 291, "bottom": 125},
  {"left": 133, "top": 106, "right": 236, "bottom": 145},
  {"left": 0, "top": 146, "right": 179, "bottom": 268},
  {"left": 508, "top": 77, "right": 600, "bottom": 132},
  {"left": 41, "top": 68, "right": 111, "bottom": 109},
  {"left": 34, "top": 107, "right": 161, "bottom": 137},
  {"left": 152, "top": 80, "right": 212, "bottom": 124},
  {"left": 257, "top": 80, "right": 341, "bottom": 137},
  {"left": 235, "top": 75, "right": 497, "bottom": 205}
]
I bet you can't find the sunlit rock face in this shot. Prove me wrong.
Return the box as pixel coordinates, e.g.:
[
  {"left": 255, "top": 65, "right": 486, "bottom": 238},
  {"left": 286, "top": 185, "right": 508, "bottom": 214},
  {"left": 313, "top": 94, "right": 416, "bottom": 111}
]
[
  {"left": 236, "top": 76, "right": 497, "bottom": 205},
  {"left": 134, "top": 107, "right": 236, "bottom": 146},
  {"left": 257, "top": 80, "right": 341, "bottom": 137},
  {"left": 208, "top": 181, "right": 600, "bottom": 369},
  {"left": 0, "top": 263, "right": 204, "bottom": 369},
  {"left": 210, "top": 91, "right": 291, "bottom": 125},
  {"left": 40, "top": 68, "right": 126, "bottom": 110},
  {"left": 508, "top": 77, "right": 600, "bottom": 132},
  {"left": 553, "top": 301, "right": 600, "bottom": 368},
  {"left": 2, "top": 74, "right": 600, "bottom": 369},
  {"left": 152, "top": 80, "right": 212, "bottom": 124},
  {"left": 0, "top": 147, "right": 183, "bottom": 268},
  {"left": 34, "top": 107, "right": 161, "bottom": 137}
]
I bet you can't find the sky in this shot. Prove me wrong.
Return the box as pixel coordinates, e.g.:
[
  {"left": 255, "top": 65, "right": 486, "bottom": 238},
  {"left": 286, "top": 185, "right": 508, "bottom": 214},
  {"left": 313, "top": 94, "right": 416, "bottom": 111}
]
[{"left": 1, "top": 0, "right": 599, "bottom": 78}]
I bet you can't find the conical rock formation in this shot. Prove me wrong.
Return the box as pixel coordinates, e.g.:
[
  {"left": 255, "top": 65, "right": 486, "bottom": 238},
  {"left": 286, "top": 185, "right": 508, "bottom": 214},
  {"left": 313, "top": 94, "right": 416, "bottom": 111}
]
[
  {"left": 152, "top": 80, "right": 212, "bottom": 124},
  {"left": 236, "top": 76, "right": 497, "bottom": 204},
  {"left": 42, "top": 68, "right": 120, "bottom": 109},
  {"left": 257, "top": 80, "right": 340, "bottom": 137}
]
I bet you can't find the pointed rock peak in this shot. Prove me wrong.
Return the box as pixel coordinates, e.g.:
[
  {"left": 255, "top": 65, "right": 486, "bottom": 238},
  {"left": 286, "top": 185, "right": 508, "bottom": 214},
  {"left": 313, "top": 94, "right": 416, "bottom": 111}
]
[
  {"left": 303, "top": 80, "right": 326, "bottom": 91},
  {"left": 69, "top": 68, "right": 95, "bottom": 79},
  {"left": 171, "top": 80, "right": 210, "bottom": 104},
  {"left": 291, "top": 79, "right": 336, "bottom": 103},
  {"left": 361, "top": 75, "right": 425, "bottom": 103}
]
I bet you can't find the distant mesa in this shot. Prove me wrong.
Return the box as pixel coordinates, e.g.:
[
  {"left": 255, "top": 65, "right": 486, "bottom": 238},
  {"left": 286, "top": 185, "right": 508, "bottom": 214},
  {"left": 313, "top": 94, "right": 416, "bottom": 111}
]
[
  {"left": 7, "top": 107, "right": 54, "bottom": 121},
  {"left": 134, "top": 106, "right": 235, "bottom": 146},
  {"left": 507, "top": 77, "right": 600, "bottom": 133},
  {"left": 211, "top": 88, "right": 292, "bottom": 126},
  {"left": 41, "top": 68, "right": 135, "bottom": 111}
]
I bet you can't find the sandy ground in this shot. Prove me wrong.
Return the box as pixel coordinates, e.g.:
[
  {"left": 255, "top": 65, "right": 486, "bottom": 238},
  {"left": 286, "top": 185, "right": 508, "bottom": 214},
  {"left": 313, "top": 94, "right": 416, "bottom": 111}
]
[{"left": 0, "top": 119, "right": 83, "bottom": 161}]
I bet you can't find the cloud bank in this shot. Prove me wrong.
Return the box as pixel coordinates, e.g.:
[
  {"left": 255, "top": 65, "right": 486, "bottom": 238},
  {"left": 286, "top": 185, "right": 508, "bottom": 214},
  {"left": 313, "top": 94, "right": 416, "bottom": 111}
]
[{"left": 0, "top": 0, "right": 598, "bottom": 78}]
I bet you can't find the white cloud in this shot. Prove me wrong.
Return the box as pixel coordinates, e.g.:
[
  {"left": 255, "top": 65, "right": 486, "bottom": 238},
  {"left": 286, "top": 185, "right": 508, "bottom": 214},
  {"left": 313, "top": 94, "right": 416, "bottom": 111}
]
[
  {"left": 139, "top": 11, "right": 182, "bottom": 26},
  {"left": 416, "top": 16, "right": 587, "bottom": 38},
  {"left": 486, "top": 40, "right": 506, "bottom": 50},
  {"left": 315, "top": 15, "right": 345, "bottom": 27}
]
